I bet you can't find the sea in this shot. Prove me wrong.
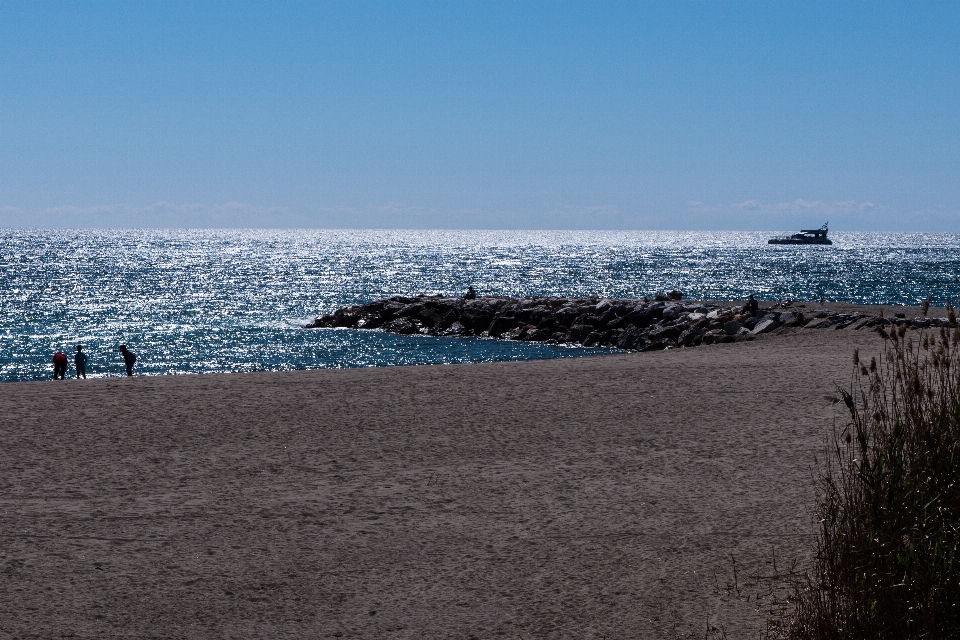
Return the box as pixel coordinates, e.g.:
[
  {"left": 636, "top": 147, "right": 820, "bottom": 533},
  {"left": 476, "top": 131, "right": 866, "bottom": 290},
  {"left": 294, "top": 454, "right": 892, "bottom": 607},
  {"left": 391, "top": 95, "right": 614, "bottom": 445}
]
[{"left": 2, "top": 228, "right": 959, "bottom": 382}]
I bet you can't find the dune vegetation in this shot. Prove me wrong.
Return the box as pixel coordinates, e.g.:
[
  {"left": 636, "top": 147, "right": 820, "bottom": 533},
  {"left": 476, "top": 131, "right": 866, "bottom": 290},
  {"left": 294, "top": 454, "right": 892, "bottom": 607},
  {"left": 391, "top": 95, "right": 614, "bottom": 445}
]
[{"left": 788, "top": 309, "right": 960, "bottom": 638}]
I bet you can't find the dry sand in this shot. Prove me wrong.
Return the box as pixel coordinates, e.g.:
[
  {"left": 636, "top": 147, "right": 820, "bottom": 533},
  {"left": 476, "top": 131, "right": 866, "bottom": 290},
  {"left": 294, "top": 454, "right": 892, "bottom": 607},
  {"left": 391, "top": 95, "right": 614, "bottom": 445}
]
[{"left": 0, "top": 315, "right": 905, "bottom": 638}]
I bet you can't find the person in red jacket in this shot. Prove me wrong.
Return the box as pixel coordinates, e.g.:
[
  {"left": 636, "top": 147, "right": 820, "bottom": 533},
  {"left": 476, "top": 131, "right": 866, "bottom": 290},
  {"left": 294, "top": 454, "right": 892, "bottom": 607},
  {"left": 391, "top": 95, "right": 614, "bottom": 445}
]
[{"left": 52, "top": 350, "right": 68, "bottom": 380}]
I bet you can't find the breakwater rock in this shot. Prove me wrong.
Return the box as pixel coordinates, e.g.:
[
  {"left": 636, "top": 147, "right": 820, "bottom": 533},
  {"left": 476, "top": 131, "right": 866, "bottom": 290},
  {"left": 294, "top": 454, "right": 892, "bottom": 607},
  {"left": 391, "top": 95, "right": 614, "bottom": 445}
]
[{"left": 307, "top": 296, "right": 950, "bottom": 351}]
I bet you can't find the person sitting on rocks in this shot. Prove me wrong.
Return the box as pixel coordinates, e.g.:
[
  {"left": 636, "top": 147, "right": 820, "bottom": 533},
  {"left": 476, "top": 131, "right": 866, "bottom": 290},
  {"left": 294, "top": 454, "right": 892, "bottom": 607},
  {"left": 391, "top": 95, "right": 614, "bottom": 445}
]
[
  {"left": 745, "top": 294, "right": 759, "bottom": 317},
  {"left": 464, "top": 286, "right": 476, "bottom": 300}
]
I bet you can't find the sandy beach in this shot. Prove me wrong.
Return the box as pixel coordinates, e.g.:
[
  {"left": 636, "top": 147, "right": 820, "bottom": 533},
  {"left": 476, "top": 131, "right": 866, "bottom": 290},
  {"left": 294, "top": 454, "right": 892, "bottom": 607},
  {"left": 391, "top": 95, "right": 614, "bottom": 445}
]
[{"left": 0, "top": 312, "right": 914, "bottom": 638}]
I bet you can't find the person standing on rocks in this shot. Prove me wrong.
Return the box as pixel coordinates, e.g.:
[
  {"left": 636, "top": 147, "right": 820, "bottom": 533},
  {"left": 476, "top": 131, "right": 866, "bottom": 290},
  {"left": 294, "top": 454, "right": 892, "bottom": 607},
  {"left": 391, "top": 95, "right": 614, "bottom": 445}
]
[
  {"left": 51, "top": 350, "right": 68, "bottom": 380},
  {"left": 118, "top": 344, "right": 137, "bottom": 377},
  {"left": 74, "top": 345, "right": 88, "bottom": 379},
  {"left": 464, "top": 286, "right": 476, "bottom": 300},
  {"left": 745, "top": 294, "right": 759, "bottom": 317}
]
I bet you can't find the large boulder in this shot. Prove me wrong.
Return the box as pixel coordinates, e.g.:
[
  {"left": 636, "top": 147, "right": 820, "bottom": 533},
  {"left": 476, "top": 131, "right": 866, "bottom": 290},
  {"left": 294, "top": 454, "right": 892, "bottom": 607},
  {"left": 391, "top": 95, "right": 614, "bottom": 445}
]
[
  {"left": 751, "top": 318, "right": 781, "bottom": 335},
  {"left": 596, "top": 308, "right": 617, "bottom": 326},
  {"left": 309, "top": 314, "right": 336, "bottom": 328},
  {"left": 572, "top": 313, "right": 600, "bottom": 328},
  {"left": 602, "top": 328, "right": 624, "bottom": 346},
  {"left": 441, "top": 321, "right": 469, "bottom": 336},
  {"left": 460, "top": 305, "right": 494, "bottom": 332},
  {"left": 603, "top": 314, "right": 631, "bottom": 330},
  {"left": 568, "top": 323, "right": 595, "bottom": 343},
  {"left": 601, "top": 306, "right": 633, "bottom": 331},
  {"left": 724, "top": 321, "right": 743, "bottom": 336},
  {"left": 535, "top": 317, "right": 559, "bottom": 333},
  {"left": 521, "top": 306, "right": 551, "bottom": 325},
  {"left": 434, "top": 309, "right": 459, "bottom": 330},
  {"left": 380, "top": 302, "right": 406, "bottom": 319},
  {"left": 745, "top": 313, "right": 777, "bottom": 330},
  {"left": 525, "top": 326, "right": 554, "bottom": 342},
  {"left": 554, "top": 305, "right": 581, "bottom": 328},
  {"left": 678, "top": 326, "right": 703, "bottom": 347},
  {"left": 625, "top": 306, "right": 659, "bottom": 328},
  {"left": 382, "top": 317, "right": 418, "bottom": 334},
  {"left": 647, "top": 325, "right": 682, "bottom": 342},
  {"left": 500, "top": 325, "right": 528, "bottom": 340},
  {"left": 357, "top": 315, "right": 385, "bottom": 329},
  {"left": 617, "top": 325, "right": 643, "bottom": 350},
  {"left": 487, "top": 315, "right": 519, "bottom": 337},
  {"left": 332, "top": 311, "right": 360, "bottom": 328},
  {"left": 396, "top": 303, "right": 424, "bottom": 318},
  {"left": 416, "top": 307, "right": 446, "bottom": 328},
  {"left": 593, "top": 299, "right": 614, "bottom": 312},
  {"left": 582, "top": 331, "right": 603, "bottom": 347},
  {"left": 776, "top": 312, "right": 802, "bottom": 327},
  {"left": 699, "top": 330, "right": 718, "bottom": 344},
  {"left": 804, "top": 317, "right": 831, "bottom": 329},
  {"left": 661, "top": 305, "right": 682, "bottom": 321}
]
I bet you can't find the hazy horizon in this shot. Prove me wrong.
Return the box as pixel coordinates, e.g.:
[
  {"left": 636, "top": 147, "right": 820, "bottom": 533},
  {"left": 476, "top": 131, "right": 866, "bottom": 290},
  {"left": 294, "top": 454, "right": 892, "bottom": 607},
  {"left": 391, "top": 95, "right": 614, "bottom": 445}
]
[{"left": 4, "top": 227, "right": 959, "bottom": 239}]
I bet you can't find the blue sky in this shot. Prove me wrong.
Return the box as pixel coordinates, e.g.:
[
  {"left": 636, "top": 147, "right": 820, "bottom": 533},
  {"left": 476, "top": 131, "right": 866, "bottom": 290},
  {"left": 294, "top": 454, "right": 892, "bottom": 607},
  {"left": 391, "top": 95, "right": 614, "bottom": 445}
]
[{"left": 1, "top": 1, "right": 958, "bottom": 230}]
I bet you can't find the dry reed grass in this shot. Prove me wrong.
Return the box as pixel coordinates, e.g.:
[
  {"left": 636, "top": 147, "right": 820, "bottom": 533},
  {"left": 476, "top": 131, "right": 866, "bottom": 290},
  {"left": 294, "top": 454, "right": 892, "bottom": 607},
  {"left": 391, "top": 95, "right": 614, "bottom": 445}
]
[{"left": 785, "top": 312, "right": 960, "bottom": 638}]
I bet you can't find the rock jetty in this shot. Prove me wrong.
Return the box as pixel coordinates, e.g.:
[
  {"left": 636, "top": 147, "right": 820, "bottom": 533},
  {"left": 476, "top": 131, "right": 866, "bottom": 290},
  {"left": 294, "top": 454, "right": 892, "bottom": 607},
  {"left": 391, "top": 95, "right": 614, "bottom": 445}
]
[{"left": 307, "top": 295, "right": 951, "bottom": 351}]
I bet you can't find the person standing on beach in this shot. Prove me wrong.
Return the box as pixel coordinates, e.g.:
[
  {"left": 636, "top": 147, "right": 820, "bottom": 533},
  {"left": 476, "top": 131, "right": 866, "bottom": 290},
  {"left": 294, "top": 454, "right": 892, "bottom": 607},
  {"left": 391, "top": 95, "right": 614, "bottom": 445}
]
[
  {"left": 118, "top": 344, "right": 137, "bottom": 377},
  {"left": 74, "top": 345, "right": 88, "bottom": 379},
  {"left": 52, "top": 350, "right": 68, "bottom": 380},
  {"left": 745, "top": 294, "right": 759, "bottom": 317}
]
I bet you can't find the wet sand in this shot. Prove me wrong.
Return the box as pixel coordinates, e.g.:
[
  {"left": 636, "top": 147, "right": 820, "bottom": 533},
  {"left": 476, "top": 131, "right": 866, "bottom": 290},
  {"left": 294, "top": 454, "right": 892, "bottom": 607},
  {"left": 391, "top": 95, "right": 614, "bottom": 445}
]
[{"left": 0, "top": 319, "right": 899, "bottom": 638}]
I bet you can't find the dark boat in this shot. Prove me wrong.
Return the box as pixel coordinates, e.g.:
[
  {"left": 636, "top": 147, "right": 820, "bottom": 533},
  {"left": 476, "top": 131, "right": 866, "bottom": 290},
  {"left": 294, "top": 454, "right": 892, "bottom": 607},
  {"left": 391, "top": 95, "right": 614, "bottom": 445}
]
[{"left": 768, "top": 223, "right": 833, "bottom": 245}]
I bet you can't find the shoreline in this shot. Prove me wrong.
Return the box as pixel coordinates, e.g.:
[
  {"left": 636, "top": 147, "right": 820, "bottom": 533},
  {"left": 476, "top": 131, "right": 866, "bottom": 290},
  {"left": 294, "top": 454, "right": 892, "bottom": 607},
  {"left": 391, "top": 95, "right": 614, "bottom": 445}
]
[{"left": 5, "top": 300, "right": 946, "bottom": 386}]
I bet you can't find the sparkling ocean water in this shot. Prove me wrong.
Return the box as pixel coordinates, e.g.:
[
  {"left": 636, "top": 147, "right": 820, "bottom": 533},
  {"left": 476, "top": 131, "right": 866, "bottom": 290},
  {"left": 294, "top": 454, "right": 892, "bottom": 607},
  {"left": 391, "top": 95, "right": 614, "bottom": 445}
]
[{"left": 2, "top": 229, "right": 959, "bottom": 382}]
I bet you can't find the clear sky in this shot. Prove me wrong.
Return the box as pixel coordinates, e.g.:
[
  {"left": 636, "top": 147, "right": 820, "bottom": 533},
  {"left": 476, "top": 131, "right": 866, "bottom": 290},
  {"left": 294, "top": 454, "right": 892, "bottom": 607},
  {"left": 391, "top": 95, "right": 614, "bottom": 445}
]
[{"left": 1, "top": 1, "right": 958, "bottom": 230}]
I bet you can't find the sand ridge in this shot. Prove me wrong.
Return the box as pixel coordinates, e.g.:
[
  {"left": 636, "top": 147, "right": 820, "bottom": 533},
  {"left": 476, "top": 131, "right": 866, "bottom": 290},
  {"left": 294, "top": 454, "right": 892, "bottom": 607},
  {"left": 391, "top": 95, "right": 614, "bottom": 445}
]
[{"left": 0, "top": 324, "right": 892, "bottom": 638}]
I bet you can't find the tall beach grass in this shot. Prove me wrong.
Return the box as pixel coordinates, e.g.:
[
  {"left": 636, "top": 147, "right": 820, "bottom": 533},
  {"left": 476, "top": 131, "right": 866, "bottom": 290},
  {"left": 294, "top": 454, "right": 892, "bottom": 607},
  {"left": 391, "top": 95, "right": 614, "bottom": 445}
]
[{"left": 788, "top": 314, "right": 960, "bottom": 638}]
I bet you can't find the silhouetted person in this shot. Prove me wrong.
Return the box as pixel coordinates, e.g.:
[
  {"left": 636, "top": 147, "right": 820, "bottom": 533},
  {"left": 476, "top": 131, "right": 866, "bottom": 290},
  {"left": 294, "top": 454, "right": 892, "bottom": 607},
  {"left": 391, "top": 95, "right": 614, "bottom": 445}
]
[
  {"left": 52, "top": 350, "right": 68, "bottom": 380},
  {"left": 74, "top": 344, "right": 88, "bottom": 379},
  {"left": 118, "top": 344, "right": 137, "bottom": 377},
  {"left": 464, "top": 285, "right": 476, "bottom": 300},
  {"left": 745, "top": 294, "right": 759, "bottom": 317}
]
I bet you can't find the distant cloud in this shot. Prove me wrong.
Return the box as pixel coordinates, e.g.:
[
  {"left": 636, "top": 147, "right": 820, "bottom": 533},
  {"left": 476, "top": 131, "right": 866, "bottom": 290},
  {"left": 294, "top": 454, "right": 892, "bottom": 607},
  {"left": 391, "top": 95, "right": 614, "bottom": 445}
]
[
  {"left": 43, "top": 204, "right": 122, "bottom": 216},
  {"left": 733, "top": 199, "right": 876, "bottom": 214},
  {"left": 11, "top": 201, "right": 293, "bottom": 228},
  {"left": 309, "top": 202, "right": 626, "bottom": 230},
  {"left": 681, "top": 198, "right": 921, "bottom": 231}
]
